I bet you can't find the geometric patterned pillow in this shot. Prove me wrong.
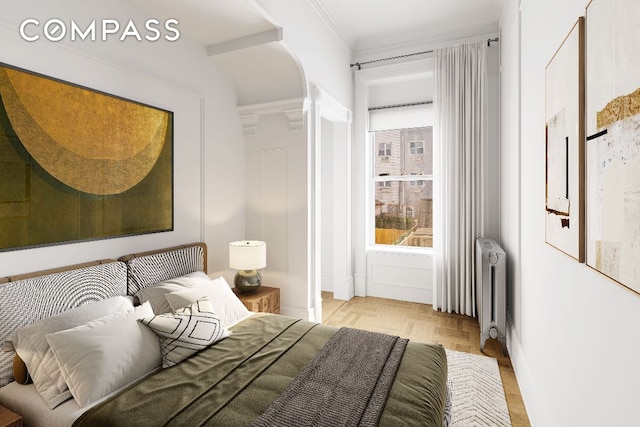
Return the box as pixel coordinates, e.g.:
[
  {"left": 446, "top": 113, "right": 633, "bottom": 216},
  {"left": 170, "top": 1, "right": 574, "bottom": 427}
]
[{"left": 139, "top": 297, "right": 230, "bottom": 368}]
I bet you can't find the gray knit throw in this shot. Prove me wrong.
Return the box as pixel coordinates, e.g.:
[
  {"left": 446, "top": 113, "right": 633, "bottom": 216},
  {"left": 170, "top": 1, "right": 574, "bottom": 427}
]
[{"left": 253, "top": 327, "right": 408, "bottom": 427}]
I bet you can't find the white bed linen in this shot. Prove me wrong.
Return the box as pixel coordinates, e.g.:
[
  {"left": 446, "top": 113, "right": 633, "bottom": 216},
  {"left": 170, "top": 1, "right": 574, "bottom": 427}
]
[
  {"left": 0, "top": 369, "right": 158, "bottom": 427},
  {"left": 0, "top": 311, "right": 254, "bottom": 427},
  {"left": 0, "top": 382, "right": 87, "bottom": 427}
]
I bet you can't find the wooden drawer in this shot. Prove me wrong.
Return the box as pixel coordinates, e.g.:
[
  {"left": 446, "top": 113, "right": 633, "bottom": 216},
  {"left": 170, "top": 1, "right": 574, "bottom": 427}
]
[{"left": 233, "top": 286, "right": 280, "bottom": 314}]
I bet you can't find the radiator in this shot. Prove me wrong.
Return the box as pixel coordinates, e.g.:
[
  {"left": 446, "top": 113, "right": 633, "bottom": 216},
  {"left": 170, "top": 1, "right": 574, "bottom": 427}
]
[{"left": 475, "top": 237, "right": 507, "bottom": 355}]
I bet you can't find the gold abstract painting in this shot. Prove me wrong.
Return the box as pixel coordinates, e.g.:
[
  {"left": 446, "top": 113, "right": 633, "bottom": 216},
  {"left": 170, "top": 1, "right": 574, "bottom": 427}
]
[
  {"left": 0, "top": 63, "right": 173, "bottom": 251},
  {"left": 586, "top": 0, "right": 640, "bottom": 294}
]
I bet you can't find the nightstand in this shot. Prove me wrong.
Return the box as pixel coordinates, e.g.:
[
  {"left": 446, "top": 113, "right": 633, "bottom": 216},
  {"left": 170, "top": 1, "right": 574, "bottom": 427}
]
[
  {"left": 0, "top": 405, "right": 22, "bottom": 427},
  {"left": 233, "top": 286, "right": 280, "bottom": 314}
]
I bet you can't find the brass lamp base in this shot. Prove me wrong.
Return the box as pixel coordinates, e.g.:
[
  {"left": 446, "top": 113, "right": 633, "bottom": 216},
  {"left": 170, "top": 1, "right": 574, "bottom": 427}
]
[{"left": 234, "top": 270, "right": 261, "bottom": 293}]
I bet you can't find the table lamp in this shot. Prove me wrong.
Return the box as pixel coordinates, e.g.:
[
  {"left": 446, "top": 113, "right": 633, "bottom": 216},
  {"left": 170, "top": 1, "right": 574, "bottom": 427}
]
[{"left": 229, "top": 240, "right": 267, "bottom": 293}]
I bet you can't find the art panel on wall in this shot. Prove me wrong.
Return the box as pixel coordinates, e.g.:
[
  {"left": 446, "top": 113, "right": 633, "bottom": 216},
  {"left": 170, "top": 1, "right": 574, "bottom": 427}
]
[
  {"left": 0, "top": 63, "right": 173, "bottom": 251},
  {"left": 545, "top": 17, "right": 584, "bottom": 262},
  {"left": 585, "top": 0, "right": 640, "bottom": 294}
]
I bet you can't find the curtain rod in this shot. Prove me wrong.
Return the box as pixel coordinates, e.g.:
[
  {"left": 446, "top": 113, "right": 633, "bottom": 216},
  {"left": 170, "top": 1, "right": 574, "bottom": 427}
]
[
  {"left": 350, "top": 37, "right": 499, "bottom": 70},
  {"left": 368, "top": 101, "right": 433, "bottom": 111}
]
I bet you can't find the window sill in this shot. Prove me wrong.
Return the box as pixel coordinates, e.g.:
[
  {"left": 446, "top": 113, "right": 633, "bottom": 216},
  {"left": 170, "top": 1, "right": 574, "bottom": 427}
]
[{"left": 366, "top": 245, "right": 433, "bottom": 255}]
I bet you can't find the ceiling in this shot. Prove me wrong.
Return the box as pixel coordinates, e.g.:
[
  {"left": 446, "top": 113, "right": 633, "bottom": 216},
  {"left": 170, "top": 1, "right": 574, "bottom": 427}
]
[
  {"left": 127, "top": 0, "right": 277, "bottom": 47},
  {"left": 128, "top": 0, "right": 502, "bottom": 53},
  {"left": 126, "top": 0, "right": 502, "bottom": 105},
  {"left": 310, "top": 0, "right": 502, "bottom": 53}
]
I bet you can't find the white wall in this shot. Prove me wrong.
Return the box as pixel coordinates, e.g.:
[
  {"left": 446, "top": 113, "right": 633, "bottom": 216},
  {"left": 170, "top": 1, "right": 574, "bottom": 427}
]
[
  {"left": 499, "top": 0, "right": 522, "bottom": 332},
  {"left": 241, "top": 102, "right": 310, "bottom": 319},
  {"left": 211, "top": 42, "right": 305, "bottom": 108},
  {"left": 314, "top": 89, "right": 353, "bottom": 303},
  {"left": 0, "top": 0, "right": 245, "bottom": 277},
  {"left": 255, "top": 0, "right": 353, "bottom": 110},
  {"left": 320, "top": 117, "right": 335, "bottom": 292},
  {"left": 503, "top": 1, "right": 640, "bottom": 425},
  {"left": 237, "top": 1, "right": 354, "bottom": 315}
]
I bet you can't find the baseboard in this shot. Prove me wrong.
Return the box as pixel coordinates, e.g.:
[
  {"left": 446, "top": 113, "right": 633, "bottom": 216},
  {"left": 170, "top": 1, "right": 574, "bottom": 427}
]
[
  {"left": 323, "top": 274, "right": 355, "bottom": 301},
  {"left": 506, "top": 314, "right": 553, "bottom": 427},
  {"left": 367, "top": 282, "right": 432, "bottom": 304},
  {"left": 280, "top": 304, "right": 314, "bottom": 321}
]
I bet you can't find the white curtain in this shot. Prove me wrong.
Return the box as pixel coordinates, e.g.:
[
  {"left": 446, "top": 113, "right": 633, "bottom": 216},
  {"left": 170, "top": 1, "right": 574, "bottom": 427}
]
[{"left": 433, "top": 41, "right": 488, "bottom": 316}]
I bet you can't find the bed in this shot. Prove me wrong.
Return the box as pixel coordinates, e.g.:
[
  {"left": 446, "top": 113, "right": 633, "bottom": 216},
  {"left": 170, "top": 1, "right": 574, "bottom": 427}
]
[{"left": 0, "top": 242, "right": 449, "bottom": 426}]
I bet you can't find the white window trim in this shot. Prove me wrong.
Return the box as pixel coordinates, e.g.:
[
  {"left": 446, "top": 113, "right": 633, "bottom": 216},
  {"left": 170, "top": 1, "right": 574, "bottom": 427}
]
[
  {"left": 370, "top": 129, "right": 433, "bottom": 251},
  {"left": 353, "top": 59, "right": 436, "bottom": 298},
  {"left": 364, "top": 71, "right": 435, "bottom": 252}
]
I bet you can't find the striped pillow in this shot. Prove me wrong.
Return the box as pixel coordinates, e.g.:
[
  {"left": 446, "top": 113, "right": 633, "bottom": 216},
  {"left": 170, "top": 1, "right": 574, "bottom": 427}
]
[{"left": 140, "top": 297, "right": 229, "bottom": 368}]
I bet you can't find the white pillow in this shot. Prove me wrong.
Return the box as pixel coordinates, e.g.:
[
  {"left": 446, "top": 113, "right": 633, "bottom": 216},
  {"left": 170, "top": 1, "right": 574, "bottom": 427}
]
[
  {"left": 134, "top": 271, "right": 210, "bottom": 314},
  {"left": 13, "top": 296, "right": 133, "bottom": 409},
  {"left": 165, "top": 276, "right": 251, "bottom": 328},
  {"left": 45, "top": 302, "right": 161, "bottom": 408},
  {"left": 140, "top": 297, "right": 230, "bottom": 368}
]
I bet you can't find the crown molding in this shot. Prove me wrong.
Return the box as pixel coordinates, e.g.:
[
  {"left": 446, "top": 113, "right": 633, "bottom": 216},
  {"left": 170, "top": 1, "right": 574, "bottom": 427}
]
[
  {"left": 282, "top": 107, "right": 305, "bottom": 132},
  {"left": 238, "top": 97, "right": 307, "bottom": 135},
  {"left": 239, "top": 113, "right": 260, "bottom": 137},
  {"left": 353, "top": 20, "right": 499, "bottom": 65},
  {"left": 356, "top": 19, "right": 498, "bottom": 55},
  {"left": 310, "top": 85, "right": 352, "bottom": 123},
  {"left": 308, "top": 0, "right": 354, "bottom": 54},
  {"left": 309, "top": 0, "right": 500, "bottom": 64}
]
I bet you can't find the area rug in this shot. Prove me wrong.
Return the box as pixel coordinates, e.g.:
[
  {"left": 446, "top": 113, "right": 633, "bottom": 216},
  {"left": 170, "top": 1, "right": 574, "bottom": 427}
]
[{"left": 446, "top": 349, "right": 512, "bottom": 427}]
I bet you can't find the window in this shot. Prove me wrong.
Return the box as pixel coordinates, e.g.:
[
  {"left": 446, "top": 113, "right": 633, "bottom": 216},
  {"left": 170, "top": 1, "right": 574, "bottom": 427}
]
[
  {"left": 410, "top": 140, "right": 424, "bottom": 155},
  {"left": 372, "top": 127, "right": 433, "bottom": 248},
  {"left": 410, "top": 173, "right": 424, "bottom": 187},
  {"left": 378, "top": 142, "right": 391, "bottom": 157}
]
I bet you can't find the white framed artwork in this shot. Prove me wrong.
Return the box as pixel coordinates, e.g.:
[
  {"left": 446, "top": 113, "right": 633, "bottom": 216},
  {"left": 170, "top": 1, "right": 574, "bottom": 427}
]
[{"left": 545, "top": 17, "right": 584, "bottom": 262}]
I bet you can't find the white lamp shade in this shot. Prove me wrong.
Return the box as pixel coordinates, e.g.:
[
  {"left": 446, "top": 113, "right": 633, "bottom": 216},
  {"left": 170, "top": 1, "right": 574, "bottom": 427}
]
[{"left": 229, "top": 240, "right": 266, "bottom": 270}]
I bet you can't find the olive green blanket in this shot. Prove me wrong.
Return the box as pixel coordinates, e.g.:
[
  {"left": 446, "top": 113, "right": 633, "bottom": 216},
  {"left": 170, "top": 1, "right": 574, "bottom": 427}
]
[
  {"left": 74, "top": 314, "right": 448, "bottom": 427},
  {"left": 253, "top": 327, "right": 408, "bottom": 426}
]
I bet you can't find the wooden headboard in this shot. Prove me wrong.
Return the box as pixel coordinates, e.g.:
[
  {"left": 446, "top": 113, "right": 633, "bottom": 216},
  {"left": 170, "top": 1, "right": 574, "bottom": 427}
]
[
  {"left": 0, "top": 241, "right": 207, "bottom": 386},
  {"left": 118, "top": 242, "right": 207, "bottom": 272}
]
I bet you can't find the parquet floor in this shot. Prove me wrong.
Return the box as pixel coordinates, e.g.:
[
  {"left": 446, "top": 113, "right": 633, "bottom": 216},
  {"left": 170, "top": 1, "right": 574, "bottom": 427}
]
[{"left": 322, "top": 292, "right": 530, "bottom": 427}]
